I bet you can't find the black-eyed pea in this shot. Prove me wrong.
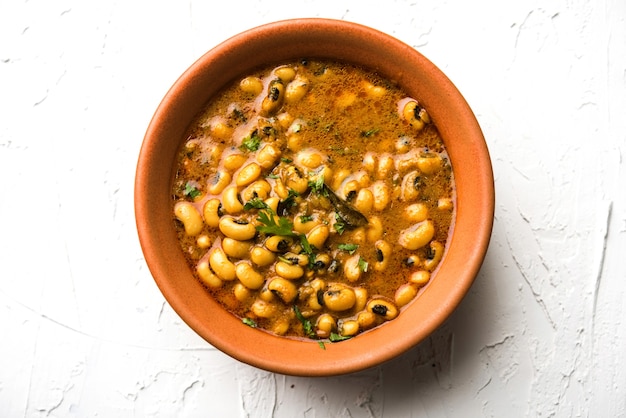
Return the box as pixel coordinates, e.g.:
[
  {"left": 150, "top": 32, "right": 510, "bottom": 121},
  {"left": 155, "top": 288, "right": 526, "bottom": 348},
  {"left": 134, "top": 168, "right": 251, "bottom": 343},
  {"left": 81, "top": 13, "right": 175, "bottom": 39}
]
[
  {"left": 223, "top": 154, "right": 248, "bottom": 172},
  {"left": 264, "top": 196, "right": 280, "bottom": 213},
  {"left": 395, "top": 283, "right": 418, "bottom": 307},
  {"left": 376, "top": 154, "right": 394, "bottom": 180},
  {"left": 362, "top": 152, "right": 376, "bottom": 174},
  {"left": 221, "top": 237, "right": 252, "bottom": 259},
  {"left": 242, "top": 180, "right": 271, "bottom": 202},
  {"left": 277, "top": 112, "right": 294, "bottom": 129},
  {"left": 250, "top": 246, "right": 275, "bottom": 267},
  {"left": 239, "top": 76, "right": 264, "bottom": 95},
  {"left": 203, "top": 198, "right": 222, "bottom": 228},
  {"left": 282, "top": 252, "right": 309, "bottom": 267},
  {"left": 233, "top": 283, "right": 252, "bottom": 302},
  {"left": 211, "top": 121, "right": 233, "bottom": 140},
  {"left": 222, "top": 186, "right": 244, "bottom": 214},
  {"left": 409, "top": 270, "right": 430, "bottom": 286},
  {"left": 356, "top": 172, "right": 371, "bottom": 188},
  {"left": 250, "top": 298, "right": 278, "bottom": 318},
  {"left": 353, "top": 287, "right": 368, "bottom": 312},
  {"left": 362, "top": 80, "right": 387, "bottom": 98},
  {"left": 424, "top": 241, "right": 445, "bottom": 271},
  {"left": 236, "top": 162, "right": 262, "bottom": 187},
  {"left": 371, "top": 181, "right": 390, "bottom": 211},
  {"left": 207, "top": 169, "right": 231, "bottom": 195},
  {"left": 350, "top": 227, "right": 367, "bottom": 245},
  {"left": 275, "top": 261, "right": 304, "bottom": 280},
  {"left": 260, "top": 79, "right": 285, "bottom": 117},
  {"left": 274, "top": 65, "right": 296, "bottom": 82},
  {"left": 373, "top": 240, "right": 392, "bottom": 272},
  {"left": 285, "top": 75, "right": 309, "bottom": 104},
  {"left": 218, "top": 217, "right": 256, "bottom": 241},
  {"left": 268, "top": 277, "right": 298, "bottom": 303},
  {"left": 366, "top": 217, "right": 383, "bottom": 243},
  {"left": 315, "top": 313, "right": 336, "bottom": 338},
  {"left": 401, "top": 171, "right": 420, "bottom": 201},
  {"left": 331, "top": 168, "right": 350, "bottom": 190},
  {"left": 285, "top": 166, "right": 308, "bottom": 194},
  {"left": 209, "top": 247, "right": 237, "bottom": 281},
  {"left": 306, "top": 224, "right": 330, "bottom": 250},
  {"left": 405, "top": 203, "right": 429, "bottom": 222},
  {"left": 357, "top": 310, "right": 377, "bottom": 330},
  {"left": 296, "top": 149, "right": 325, "bottom": 169},
  {"left": 417, "top": 153, "right": 443, "bottom": 175},
  {"left": 272, "top": 317, "right": 290, "bottom": 336},
  {"left": 396, "top": 154, "right": 418, "bottom": 173},
  {"left": 196, "top": 234, "right": 212, "bottom": 249},
  {"left": 256, "top": 144, "right": 281, "bottom": 169},
  {"left": 311, "top": 253, "right": 331, "bottom": 272},
  {"left": 342, "top": 180, "right": 359, "bottom": 201},
  {"left": 272, "top": 178, "right": 289, "bottom": 199},
  {"left": 259, "top": 287, "right": 275, "bottom": 302},
  {"left": 196, "top": 259, "right": 223, "bottom": 288},
  {"left": 340, "top": 319, "right": 359, "bottom": 337},
  {"left": 293, "top": 214, "right": 320, "bottom": 234},
  {"left": 438, "top": 197, "right": 454, "bottom": 211},
  {"left": 265, "top": 235, "right": 293, "bottom": 253},
  {"left": 366, "top": 297, "right": 399, "bottom": 321},
  {"left": 354, "top": 188, "right": 374, "bottom": 214},
  {"left": 402, "top": 100, "right": 429, "bottom": 131},
  {"left": 343, "top": 255, "right": 363, "bottom": 282},
  {"left": 235, "top": 261, "right": 264, "bottom": 290},
  {"left": 395, "top": 136, "right": 411, "bottom": 154},
  {"left": 404, "top": 254, "right": 421, "bottom": 269},
  {"left": 174, "top": 201, "right": 203, "bottom": 236},
  {"left": 335, "top": 92, "right": 356, "bottom": 109},
  {"left": 287, "top": 133, "right": 304, "bottom": 152},
  {"left": 398, "top": 220, "right": 435, "bottom": 250},
  {"left": 323, "top": 283, "right": 357, "bottom": 311}
]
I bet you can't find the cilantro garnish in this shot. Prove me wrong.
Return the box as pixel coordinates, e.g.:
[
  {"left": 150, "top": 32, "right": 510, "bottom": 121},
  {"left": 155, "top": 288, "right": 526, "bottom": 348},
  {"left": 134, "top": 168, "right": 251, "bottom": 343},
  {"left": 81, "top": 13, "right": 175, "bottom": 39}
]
[
  {"left": 361, "top": 128, "right": 380, "bottom": 138},
  {"left": 256, "top": 210, "right": 295, "bottom": 236},
  {"left": 293, "top": 305, "right": 315, "bottom": 338},
  {"left": 280, "top": 157, "right": 293, "bottom": 163},
  {"left": 329, "top": 332, "right": 352, "bottom": 342},
  {"left": 333, "top": 213, "right": 346, "bottom": 235},
  {"left": 358, "top": 256, "right": 369, "bottom": 272},
  {"left": 307, "top": 174, "right": 326, "bottom": 195},
  {"left": 183, "top": 182, "right": 201, "bottom": 199},
  {"left": 337, "top": 243, "right": 359, "bottom": 255},
  {"left": 243, "top": 197, "right": 269, "bottom": 211},
  {"left": 299, "top": 214, "right": 313, "bottom": 223},
  {"left": 240, "top": 130, "right": 262, "bottom": 152},
  {"left": 242, "top": 318, "right": 257, "bottom": 328}
]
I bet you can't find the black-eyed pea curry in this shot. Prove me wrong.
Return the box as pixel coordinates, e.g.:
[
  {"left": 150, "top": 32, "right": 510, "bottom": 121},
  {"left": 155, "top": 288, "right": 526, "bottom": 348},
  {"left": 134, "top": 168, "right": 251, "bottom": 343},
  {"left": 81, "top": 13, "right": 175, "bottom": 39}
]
[{"left": 172, "top": 59, "right": 455, "bottom": 344}]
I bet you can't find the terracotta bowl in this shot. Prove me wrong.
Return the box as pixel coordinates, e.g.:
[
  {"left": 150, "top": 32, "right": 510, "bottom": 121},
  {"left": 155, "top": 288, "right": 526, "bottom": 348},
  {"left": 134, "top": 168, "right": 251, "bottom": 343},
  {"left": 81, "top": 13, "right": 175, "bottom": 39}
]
[{"left": 135, "top": 18, "right": 494, "bottom": 376}]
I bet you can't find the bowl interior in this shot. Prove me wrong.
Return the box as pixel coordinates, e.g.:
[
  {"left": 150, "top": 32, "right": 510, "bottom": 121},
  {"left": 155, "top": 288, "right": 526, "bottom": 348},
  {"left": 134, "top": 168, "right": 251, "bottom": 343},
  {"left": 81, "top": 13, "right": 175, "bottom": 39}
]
[{"left": 135, "top": 18, "right": 494, "bottom": 376}]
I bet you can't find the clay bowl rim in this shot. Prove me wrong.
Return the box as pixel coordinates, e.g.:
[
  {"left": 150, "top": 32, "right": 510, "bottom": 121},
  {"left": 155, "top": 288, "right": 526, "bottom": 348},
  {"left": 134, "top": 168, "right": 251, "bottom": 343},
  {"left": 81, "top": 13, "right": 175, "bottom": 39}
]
[{"left": 135, "top": 18, "right": 494, "bottom": 377}]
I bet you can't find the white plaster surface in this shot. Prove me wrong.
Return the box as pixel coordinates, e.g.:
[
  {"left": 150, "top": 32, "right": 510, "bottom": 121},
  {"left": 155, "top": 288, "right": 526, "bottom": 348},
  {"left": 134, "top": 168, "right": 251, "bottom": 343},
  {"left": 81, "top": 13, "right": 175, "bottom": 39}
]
[{"left": 1, "top": 0, "right": 625, "bottom": 416}]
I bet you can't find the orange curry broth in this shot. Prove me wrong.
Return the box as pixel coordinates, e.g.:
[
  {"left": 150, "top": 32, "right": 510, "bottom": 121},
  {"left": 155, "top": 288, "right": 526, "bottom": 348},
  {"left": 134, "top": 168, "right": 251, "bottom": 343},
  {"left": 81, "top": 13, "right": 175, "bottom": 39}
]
[{"left": 172, "top": 59, "right": 455, "bottom": 340}]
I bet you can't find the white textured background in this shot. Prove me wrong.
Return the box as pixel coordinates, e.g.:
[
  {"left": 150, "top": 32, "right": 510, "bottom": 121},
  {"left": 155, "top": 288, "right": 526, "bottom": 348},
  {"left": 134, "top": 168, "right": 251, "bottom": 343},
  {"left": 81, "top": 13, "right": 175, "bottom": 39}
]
[{"left": 1, "top": 0, "right": 625, "bottom": 416}]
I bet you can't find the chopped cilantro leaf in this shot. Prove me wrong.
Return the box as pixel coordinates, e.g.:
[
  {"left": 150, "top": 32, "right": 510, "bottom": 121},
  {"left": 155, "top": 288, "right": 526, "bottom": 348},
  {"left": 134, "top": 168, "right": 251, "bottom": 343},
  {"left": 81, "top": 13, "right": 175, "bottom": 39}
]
[
  {"left": 183, "top": 182, "right": 201, "bottom": 199},
  {"left": 329, "top": 332, "right": 352, "bottom": 342},
  {"left": 256, "top": 211, "right": 295, "bottom": 236},
  {"left": 361, "top": 128, "right": 380, "bottom": 138},
  {"left": 333, "top": 213, "right": 346, "bottom": 235},
  {"left": 242, "top": 318, "right": 257, "bottom": 328},
  {"left": 358, "top": 256, "right": 369, "bottom": 272},
  {"left": 307, "top": 174, "right": 325, "bottom": 195},
  {"left": 240, "top": 130, "right": 262, "bottom": 152},
  {"left": 243, "top": 197, "right": 269, "bottom": 211},
  {"left": 299, "top": 215, "right": 313, "bottom": 223},
  {"left": 280, "top": 157, "right": 293, "bottom": 163},
  {"left": 294, "top": 305, "right": 315, "bottom": 338},
  {"left": 337, "top": 243, "right": 359, "bottom": 254},
  {"left": 267, "top": 173, "right": 280, "bottom": 179}
]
